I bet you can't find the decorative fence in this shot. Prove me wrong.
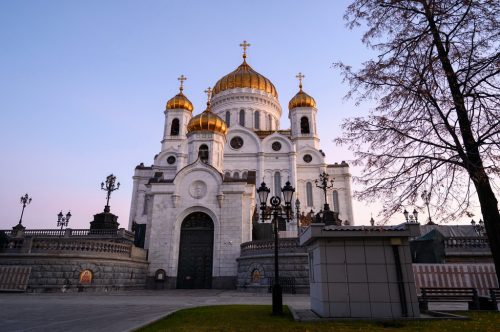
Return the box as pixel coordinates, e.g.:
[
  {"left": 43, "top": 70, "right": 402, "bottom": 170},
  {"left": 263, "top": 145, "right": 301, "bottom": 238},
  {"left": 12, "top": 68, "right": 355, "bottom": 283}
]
[
  {"left": 240, "top": 238, "right": 306, "bottom": 256},
  {"left": 1, "top": 228, "right": 134, "bottom": 240},
  {"left": 0, "top": 229, "right": 147, "bottom": 260},
  {"left": 413, "top": 263, "right": 498, "bottom": 296},
  {"left": 444, "top": 237, "right": 489, "bottom": 248}
]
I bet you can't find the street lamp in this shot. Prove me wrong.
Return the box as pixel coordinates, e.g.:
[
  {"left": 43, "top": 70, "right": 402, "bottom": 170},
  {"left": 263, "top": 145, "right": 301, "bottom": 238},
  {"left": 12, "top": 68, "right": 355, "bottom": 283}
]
[
  {"left": 471, "top": 219, "right": 485, "bottom": 236},
  {"left": 101, "top": 174, "right": 120, "bottom": 213},
  {"left": 57, "top": 211, "right": 72, "bottom": 233},
  {"left": 421, "top": 190, "right": 435, "bottom": 225},
  {"left": 403, "top": 209, "right": 419, "bottom": 223},
  {"left": 257, "top": 180, "right": 295, "bottom": 315},
  {"left": 18, "top": 193, "right": 32, "bottom": 226},
  {"left": 295, "top": 198, "right": 301, "bottom": 235},
  {"left": 315, "top": 172, "right": 334, "bottom": 211}
]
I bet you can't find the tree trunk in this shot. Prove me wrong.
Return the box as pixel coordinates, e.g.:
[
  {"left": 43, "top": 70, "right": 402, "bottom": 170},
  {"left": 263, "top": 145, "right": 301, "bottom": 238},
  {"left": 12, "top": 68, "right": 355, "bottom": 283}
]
[
  {"left": 472, "top": 175, "right": 500, "bottom": 285},
  {"left": 422, "top": 2, "right": 500, "bottom": 284}
]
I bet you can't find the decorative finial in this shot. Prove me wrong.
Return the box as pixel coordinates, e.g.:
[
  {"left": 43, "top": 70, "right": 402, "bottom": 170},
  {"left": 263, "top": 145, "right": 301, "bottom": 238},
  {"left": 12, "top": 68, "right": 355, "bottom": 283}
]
[
  {"left": 177, "top": 74, "right": 187, "bottom": 92},
  {"left": 296, "top": 72, "right": 305, "bottom": 90},
  {"left": 204, "top": 87, "right": 213, "bottom": 111},
  {"left": 239, "top": 40, "right": 251, "bottom": 59}
]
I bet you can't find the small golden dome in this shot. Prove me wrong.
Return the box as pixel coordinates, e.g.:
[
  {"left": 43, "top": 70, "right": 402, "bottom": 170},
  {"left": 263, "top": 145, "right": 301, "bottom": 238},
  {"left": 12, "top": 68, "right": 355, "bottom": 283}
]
[
  {"left": 166, "top": 75, "right": 194, "bottom": 112},
  {"left": 288, "top": 90, "right": 316, "bottom": 109},
  {"left": 166, "top": 91, "right": 194, "bottom": 112},
  {"left": 212, "top": 60, "right": 278, "bottom": 98},
  {"left": 187, "top": 99, "right": 228, "bottom": 135},
  {"left": 288, "top": 72, "right": 316, "bottom": 109}
]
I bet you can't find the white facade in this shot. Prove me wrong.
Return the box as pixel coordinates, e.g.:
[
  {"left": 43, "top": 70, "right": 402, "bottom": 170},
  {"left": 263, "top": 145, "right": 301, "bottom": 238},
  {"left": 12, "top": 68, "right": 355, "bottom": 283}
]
[{"left": 128, "top": 55, "right": 354, "bottom": 288}]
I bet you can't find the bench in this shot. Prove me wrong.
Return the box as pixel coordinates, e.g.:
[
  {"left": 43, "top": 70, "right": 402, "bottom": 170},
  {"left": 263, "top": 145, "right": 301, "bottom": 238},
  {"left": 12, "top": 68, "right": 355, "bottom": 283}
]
[
  {"left": 268, "top": 277, "right": 296, "bottom": 294},
  {"left": 489, "top": 288, "right": 500, "bottom": 311},
  {"left": 418, "top": 287, "right": 480, "bottom": 311}
]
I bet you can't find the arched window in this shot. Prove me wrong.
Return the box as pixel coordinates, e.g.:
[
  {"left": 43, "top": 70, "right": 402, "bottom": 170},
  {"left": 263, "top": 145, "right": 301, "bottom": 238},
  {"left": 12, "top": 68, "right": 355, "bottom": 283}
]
[
  {"left": 170, "top": 118, "right": 180, "bottom": 136},
  {"left": 306, "top": 182, "right": 313, "bottom": 206},
  {"left": 225, "top": 111, "right": 231, "bottom": 127},
  {"left": 274, "top": 172, "right": 281, "bottom": 197},
  {"left": 233, "top": 172, "right": 240, "bottom": 179},
  {"left": 239, "top": 109, "right": 245, "bottom": 126},
  {"left": 224, "top": 172, "right": 231, "bottom": 179},
  {"left": 254, "top": 111, "right": 260, "bottom": 129},
  {"left": 268, "top": 114, "right": 272, "bottom": 130},
  {"left": 198, "top": 144, "right": 209, "bottom": 163},
  {"left": 332, "top": 190, "right": 339, "bottom": 212},
  {"left": 242, "top": 171, "right": 248, "bottom": 179},
  {"left": 301, "top": 117, "right": 310, "bottom": 134}
]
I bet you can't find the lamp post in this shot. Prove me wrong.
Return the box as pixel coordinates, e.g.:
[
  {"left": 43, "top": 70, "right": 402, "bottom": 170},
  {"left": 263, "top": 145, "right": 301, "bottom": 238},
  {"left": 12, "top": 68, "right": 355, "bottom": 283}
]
[
  {"left": 471, "top": 219, "right": 485, "bottom": 236},
  {"left": 421, "top": 190, "right": 435, "bottom": 225},
  {"left": 403, "top": 209, "right": 419, "bottom": 223},
  {"left": 101, "top": 174, "right": 120, "bottom": 213},
  {"left": 57, "top": 211, "right": 72, "bottom": 233},
  {"left": 315, "top": 172, "right": 334, "bottom": 211},
  {"left": 18, "top": 193, "right": 32, "bottom": 226},
  {"left": 295, "top": 198, "right": 301, "bottom": 235},
  {"left": 257, "top": 180, "right": 295, "bottom": 315}
]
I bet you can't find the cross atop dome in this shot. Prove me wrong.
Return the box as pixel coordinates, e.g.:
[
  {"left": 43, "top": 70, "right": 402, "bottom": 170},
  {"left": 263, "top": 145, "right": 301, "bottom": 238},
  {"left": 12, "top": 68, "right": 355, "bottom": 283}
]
[
  {"left": 204, "top": 86, "right": 213, "bottom": 111},
  {"left": 296, "top": 72, "right": 305, "bottom": 90},
  {"left": 239, "top": 40, "right": 251, "bottom": 59},
  {"left": 204, "top": 87, "right": 213, "bottom": 102},
  {"left": 178, "top": 74, "right": 187, "bottom": 92}
]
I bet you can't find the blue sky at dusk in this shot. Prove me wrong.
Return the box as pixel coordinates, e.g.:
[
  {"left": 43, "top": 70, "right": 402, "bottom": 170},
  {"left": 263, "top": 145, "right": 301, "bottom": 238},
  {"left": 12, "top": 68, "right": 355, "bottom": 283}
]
[{"left": 1, "top": 0, "right": 428, "bottom": 229}]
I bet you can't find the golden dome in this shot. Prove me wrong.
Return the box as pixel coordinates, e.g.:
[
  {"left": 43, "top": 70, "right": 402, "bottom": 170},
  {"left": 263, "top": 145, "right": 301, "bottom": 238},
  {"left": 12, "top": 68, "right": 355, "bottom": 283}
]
[
  {"left": 288, "top": 89, "right": 316, "bottom": 109},
  {"left": 187, "top": 103, "right": 228, "bottom": 135},
  {"left": 166, "top": 75, "right": 194, "bottom": 112},
  {"left": 166, "top": 91, "right": 194, "bottom": 112},
  {"left": 288, "top": 73, "right": 316, "bottom": 109},
  {"left": 212, "top": 59, "right": 278, "bottom": 98}
]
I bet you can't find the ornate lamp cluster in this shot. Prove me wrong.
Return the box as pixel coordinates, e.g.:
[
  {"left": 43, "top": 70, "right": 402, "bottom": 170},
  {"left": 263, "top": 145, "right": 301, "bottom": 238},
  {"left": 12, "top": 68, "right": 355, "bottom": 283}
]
[
  {"left": 101, "top": 174, "right": 120, "bottom": 213},
  {"left": 256, "top": 180, "right": 295, "bottom": 316},
  {"left": 18, "top": 193, "right": 32, "bottom": 226},
  {"left": 315, "top": 172, "right": 334, "bottom": 211},
  {"left": 57, "top": 211, "right": 72, "bottom": 231},
  {"left": 471, "top": 219, "right": 485, "bottom": 236},
  {"left": 403, "top": 208, "right": 419, "bottom": 223}
]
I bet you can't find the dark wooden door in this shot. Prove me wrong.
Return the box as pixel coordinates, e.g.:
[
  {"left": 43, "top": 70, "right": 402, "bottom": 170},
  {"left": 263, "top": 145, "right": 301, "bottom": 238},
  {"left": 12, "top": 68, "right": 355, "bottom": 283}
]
[{"left": 177, "top": 212, "right": 214, "bottom": 289}]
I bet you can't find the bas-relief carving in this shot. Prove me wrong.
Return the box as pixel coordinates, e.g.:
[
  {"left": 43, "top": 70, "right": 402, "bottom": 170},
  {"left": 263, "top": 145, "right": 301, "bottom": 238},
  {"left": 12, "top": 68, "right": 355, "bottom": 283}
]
[{"left": 189, "top": 180, "right": 207, "bottom": 199}]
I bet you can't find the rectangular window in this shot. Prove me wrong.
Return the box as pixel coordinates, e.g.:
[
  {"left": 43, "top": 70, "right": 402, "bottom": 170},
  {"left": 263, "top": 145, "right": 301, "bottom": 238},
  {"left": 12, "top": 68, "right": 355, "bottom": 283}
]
[{"left": 142, "top": 195, "right": 149, "bottom": 215}]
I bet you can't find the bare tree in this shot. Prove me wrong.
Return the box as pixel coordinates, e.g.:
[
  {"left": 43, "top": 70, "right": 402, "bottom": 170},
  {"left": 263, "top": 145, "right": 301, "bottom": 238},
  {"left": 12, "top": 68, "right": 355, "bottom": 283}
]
[{"left": 335, "top": 0, "right": 500, "bottom": 282}]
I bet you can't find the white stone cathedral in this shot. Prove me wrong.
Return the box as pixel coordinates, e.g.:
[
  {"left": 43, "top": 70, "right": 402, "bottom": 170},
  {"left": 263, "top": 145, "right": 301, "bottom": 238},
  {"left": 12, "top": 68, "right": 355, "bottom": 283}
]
[{"left": 128, "top": 42, "right": 354, "bottom": 288}]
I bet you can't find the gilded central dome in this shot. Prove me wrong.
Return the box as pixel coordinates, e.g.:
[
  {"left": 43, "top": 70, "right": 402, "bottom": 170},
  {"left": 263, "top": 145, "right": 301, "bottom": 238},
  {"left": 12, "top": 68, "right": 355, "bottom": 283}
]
[
  {"left": 187, "top": 103, "right": 228, "bottom": 135},
  {"left": 212, "top": 59, "right": 278, "bottom": 98}
]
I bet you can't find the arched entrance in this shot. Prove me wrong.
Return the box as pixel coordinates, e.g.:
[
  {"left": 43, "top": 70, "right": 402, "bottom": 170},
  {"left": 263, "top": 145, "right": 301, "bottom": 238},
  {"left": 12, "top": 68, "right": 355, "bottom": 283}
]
[{"left": 177, "top": 212, "right": 214, "bottom": 289}]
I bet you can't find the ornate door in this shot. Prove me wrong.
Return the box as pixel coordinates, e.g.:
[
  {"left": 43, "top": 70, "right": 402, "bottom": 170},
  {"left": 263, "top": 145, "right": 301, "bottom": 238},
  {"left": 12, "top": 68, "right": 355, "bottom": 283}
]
[{"left": 177, "top": 212, "right": 214, "bottom": 289}]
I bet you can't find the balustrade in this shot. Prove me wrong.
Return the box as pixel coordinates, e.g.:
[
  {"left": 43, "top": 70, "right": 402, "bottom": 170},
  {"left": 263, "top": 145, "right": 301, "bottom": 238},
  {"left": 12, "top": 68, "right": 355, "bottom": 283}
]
[{"left": 444, "top": 237, "right": 489, "bottom": 249}]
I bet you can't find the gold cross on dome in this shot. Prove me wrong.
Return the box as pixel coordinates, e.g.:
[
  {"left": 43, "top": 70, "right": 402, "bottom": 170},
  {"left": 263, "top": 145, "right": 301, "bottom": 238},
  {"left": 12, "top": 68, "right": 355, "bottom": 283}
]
[
  {"left": 177, "top": 74, "right": 187, "bottom": 91},
  {"left": 204, "top": 87, "right": 213, "bottom": 102},
  {"left": 239, "top": 40, "right": 251, "bottom": 58},
  {"left": 296, "top": 72, "right": 305, "bottom": 89}
]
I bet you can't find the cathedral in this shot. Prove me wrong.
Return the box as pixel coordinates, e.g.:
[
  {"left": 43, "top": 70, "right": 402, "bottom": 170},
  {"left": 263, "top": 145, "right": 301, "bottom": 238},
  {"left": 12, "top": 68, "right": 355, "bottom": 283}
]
[{"left": 128, "top": 42, "right": 354, "bottom": 289}]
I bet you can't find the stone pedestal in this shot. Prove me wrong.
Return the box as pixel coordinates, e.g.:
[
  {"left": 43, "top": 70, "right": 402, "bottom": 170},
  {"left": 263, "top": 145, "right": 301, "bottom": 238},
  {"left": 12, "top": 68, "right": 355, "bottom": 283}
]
[
  {"left": 90, "top": 211, "right": 119, "bottom": 230},
  {"left": 300, "top": 223, "right": 421, "bottom": 318}
]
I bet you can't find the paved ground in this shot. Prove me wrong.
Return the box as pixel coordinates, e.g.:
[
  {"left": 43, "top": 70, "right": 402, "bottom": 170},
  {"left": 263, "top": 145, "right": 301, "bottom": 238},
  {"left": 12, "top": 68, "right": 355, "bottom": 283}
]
[
  {"left": 0, "top": 290, "right": 309, "bottom": 332},
  {"left": 0, "top": 290, "right": 468, "bottom": 332}
]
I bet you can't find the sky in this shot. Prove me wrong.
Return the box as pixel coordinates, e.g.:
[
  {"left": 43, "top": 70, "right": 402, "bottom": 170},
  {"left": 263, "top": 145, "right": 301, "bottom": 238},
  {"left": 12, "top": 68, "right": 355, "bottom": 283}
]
[{"left": 0, "top": 0, "right": 460, "bottom": 229}]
